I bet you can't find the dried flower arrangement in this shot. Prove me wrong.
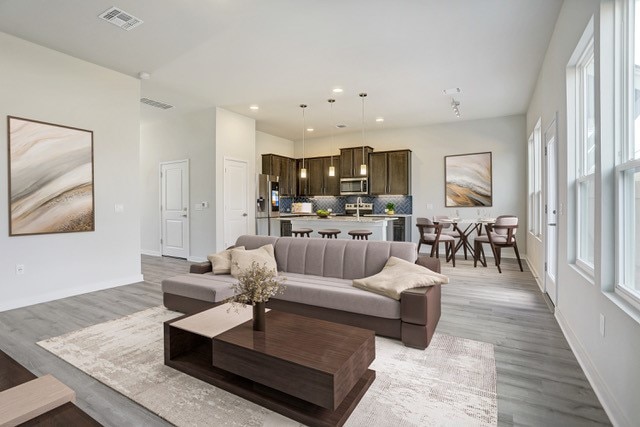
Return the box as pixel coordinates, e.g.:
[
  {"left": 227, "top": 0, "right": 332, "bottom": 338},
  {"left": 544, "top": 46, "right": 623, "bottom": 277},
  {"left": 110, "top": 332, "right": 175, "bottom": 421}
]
[{"left": 229, "top": 261, "right": 286, "bottom": 308}]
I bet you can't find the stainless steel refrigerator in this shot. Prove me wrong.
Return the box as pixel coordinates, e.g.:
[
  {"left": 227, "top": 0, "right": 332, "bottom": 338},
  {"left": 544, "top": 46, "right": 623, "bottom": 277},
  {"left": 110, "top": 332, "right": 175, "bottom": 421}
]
[{"left": 256, "top": 174, "right": 280, "bottom": 236}]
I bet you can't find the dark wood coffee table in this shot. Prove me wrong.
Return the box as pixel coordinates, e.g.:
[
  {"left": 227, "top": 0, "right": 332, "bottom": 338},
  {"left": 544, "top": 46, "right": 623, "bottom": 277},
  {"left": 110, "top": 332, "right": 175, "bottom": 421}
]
[{"left": 165, "top": 305, "right": 375, "bottom": 427}]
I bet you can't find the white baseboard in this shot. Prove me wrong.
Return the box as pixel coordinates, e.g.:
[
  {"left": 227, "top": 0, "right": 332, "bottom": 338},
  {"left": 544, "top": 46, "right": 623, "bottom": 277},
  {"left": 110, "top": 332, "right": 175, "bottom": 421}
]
[
  {"left": 0, "top": 274, "right": 145, "bottom": 313},
  {"left": 141, "top": 249, "right": 161, "bottom": 257},
  {"left": 555, "top": 308, "right": 629, "bottom": 427},
  {"left": 524, "top": 256, "right": 544, "bottom": 292},
  {"left": 187, "top": 256, "right": 207, "bottom": 263}
]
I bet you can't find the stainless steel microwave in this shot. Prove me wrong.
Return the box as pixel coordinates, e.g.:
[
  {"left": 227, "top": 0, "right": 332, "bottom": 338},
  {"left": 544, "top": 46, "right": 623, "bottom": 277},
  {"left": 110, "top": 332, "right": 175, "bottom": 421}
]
[{"left": 340, "top": 177, "right": 368, "bottom": 195}]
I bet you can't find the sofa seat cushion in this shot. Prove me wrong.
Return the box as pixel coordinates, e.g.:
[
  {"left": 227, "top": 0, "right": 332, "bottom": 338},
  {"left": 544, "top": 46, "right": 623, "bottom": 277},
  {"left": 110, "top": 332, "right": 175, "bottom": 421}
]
[
  {"left": 275, "top": 272, "right": 401, "bottom": 319},
  {"left": 161, "top": 273, "right": 237, "bottom": 303}
]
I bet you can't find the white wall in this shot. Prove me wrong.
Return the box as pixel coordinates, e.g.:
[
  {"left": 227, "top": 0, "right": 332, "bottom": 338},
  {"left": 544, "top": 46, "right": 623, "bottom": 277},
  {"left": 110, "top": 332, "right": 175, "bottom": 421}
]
[
  {"left": 526, "top": 1, "right": 640, "bottom": 425},
  {"left": 215, "top": 108, "right": 256, "bottom": 250},
  {"left": 0, "top": 32, "right": 142, "bottom": 311},
  {"left": 140, "top": 108, "right": 216, "bottom": 260},
  {"left": 297, "top": 115, "right": 527, "bottom": 249},
  {"left": 255, "top": 131, "right": 295, "bottom": 173}
]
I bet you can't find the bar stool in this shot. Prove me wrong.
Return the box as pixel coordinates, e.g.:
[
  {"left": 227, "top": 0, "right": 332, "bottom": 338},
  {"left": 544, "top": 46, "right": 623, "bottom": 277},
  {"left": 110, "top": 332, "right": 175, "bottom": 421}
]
[
  {"left": 348, "top": 230, "right": 372, "bottom": 240},
  {"left": 292, "top": 228, "right": 313, "bottom": 237},
  {"left": 318, "top": 229, "right": 341, "bottom": 239}
]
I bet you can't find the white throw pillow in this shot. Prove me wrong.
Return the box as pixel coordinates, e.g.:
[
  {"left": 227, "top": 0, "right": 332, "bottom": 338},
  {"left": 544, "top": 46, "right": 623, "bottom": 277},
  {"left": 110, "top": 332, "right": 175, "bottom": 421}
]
[
  {"left": 352, "top": 256, "right": 449, "bottom": 300},
  {"left": 206, "top": 246, "right": 245, "bottom": 275},
  {"left": 230, "top": 244, "right": 277, "bottom": 278}
]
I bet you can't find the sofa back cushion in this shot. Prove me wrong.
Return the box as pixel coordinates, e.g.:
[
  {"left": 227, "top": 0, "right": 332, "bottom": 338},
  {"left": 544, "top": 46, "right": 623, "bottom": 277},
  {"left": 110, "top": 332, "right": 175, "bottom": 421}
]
[{"left": 235, "top": 235, "right": 417, "bottom": 280}]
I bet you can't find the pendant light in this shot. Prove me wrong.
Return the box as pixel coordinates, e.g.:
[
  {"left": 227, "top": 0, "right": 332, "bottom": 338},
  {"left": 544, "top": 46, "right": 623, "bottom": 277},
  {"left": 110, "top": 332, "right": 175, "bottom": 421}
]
[
  {"left": 359, "top": 93, "right": 368, "bottom": 175},
  {"left": 328, "top": 98, "right": 336, "bottom": 177},
  {"left": 300, "top": 104, "right": 307, "bottom": 179}
]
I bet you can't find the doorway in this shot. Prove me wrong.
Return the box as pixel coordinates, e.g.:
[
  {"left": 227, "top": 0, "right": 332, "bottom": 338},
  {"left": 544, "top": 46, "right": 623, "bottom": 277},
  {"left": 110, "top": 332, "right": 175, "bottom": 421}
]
[
  {"left": 223, "top": 158, "right": 248, "bottom": 249},
  {"left": 544, "top": 118, "right": 558, "bottom": 305},
  {"left": 160, "top": 160, "right": 190, "bottom": 259}
]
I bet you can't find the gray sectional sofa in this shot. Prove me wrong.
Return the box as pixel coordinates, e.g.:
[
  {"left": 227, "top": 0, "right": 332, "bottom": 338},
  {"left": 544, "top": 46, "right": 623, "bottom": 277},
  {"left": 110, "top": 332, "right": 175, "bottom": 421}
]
[{"left": 161, "top": 235, "right": 442, "bottom": 349}]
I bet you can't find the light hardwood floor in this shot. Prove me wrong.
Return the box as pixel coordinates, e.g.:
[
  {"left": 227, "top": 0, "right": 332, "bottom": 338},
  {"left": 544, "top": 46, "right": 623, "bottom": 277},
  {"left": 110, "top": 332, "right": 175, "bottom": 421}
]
[{"left": 0, "top": 255, "right": 610, "bottom": 426}]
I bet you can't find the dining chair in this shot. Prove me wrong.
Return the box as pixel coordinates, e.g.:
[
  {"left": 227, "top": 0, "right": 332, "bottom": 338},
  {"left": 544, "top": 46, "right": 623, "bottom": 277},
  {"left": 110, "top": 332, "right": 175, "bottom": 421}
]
[
  {"left": 473, "top": 215, "right": 523, "bottom": 273},
  {"left": 434, "top": 215, "right": 468, "bottom": 260},
  {"left": 416, "top": 217, "right": 456, "bottom": 266}
]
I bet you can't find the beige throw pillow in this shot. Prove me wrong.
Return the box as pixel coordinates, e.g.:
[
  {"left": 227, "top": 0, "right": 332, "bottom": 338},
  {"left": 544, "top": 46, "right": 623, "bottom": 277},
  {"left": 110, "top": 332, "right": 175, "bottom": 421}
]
[
  {"left": 352, "top": 256, "right": 449, "bottom": 300},
  {"left": 230, "top": 244, "right": 277, "bottom": 278},
  {"left": 207, "top": 246, "right": 245, "bottom": 275}
]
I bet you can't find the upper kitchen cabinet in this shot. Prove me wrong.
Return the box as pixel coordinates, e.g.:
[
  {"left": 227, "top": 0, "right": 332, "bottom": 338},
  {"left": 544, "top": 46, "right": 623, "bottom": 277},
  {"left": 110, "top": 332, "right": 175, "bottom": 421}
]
[
  {"left": 299, "top": 156, "right": 341, "bottom": 196},
  {"left": 340, "top": 146, "right": 373, "bottom": 178},
  {"left": 368, "top": 150, "right": 411, "bottom": 195},
  {"left": 261, "top": 154, "right": 296, "bottom": 196},
  {"left": 323, "top": 156, "right": 341, "bottom": 196}
]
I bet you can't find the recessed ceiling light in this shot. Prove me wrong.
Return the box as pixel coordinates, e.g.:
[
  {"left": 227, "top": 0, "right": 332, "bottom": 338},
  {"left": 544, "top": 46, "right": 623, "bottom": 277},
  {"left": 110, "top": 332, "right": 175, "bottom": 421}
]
[
  {"left": 307, "top": 128, "right": 314, "bottom": 132},
  {"left": 375, "top": 117, "right": 384, "bottom": 122},
  {"left": 249, "top": 105, "right": 259, "bottom": 110},
  {"left": 443, "top": 87, "right": 462, "bottom": 95},
  {"left": 332, "top": 88, "right": 344, "bottom": 93}
]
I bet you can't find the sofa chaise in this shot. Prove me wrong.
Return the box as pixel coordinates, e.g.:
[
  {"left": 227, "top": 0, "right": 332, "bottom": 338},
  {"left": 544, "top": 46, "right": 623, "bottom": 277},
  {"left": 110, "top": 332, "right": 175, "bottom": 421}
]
[{"left": 161, "top": 235, "right": 442, "bottom": 349}]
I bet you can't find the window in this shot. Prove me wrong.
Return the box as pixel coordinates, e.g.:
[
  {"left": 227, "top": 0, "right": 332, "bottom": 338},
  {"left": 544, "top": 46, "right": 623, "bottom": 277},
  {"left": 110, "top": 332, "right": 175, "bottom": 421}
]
[
  {"left": 528, "top": 120, "right": 542, "bottom": 236},
  {"left": 575, "top": 41, "right": 596, "bottom": 273},
  {"left": 616, "top": 0, "right": 640, "bottom": 305}
]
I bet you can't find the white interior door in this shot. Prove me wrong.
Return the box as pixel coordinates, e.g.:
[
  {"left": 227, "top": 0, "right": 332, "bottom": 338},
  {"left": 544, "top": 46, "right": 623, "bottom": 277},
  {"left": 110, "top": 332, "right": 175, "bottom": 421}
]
[
  {"left": 545, "top": 119, "right": 558, "bottom": 305},
  {"left": 224, "top": 158, "right": 248, "bottom": 248},
  {"left": 161, "top": 160, "right": 189, "bottom": 258}
]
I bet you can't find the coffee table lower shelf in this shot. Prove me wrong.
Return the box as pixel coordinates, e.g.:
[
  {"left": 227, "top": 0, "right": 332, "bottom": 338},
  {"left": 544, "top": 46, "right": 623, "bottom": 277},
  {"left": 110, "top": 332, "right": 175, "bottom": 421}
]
[{"left": 167, "top": 355, "right": 374, "bottom": 427}]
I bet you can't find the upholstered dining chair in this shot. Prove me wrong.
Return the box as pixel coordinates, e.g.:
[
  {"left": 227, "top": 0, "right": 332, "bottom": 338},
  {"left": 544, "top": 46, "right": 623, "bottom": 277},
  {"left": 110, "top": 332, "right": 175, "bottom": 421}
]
[
  {"left": 473, "top": 215, "right": 523, "bottom": 273},
  {"left": 434, "top": 215, "right": 467, "bottom": 260},
  {"left": 416, "top": 217, "right": 456, "bottom": 267}
]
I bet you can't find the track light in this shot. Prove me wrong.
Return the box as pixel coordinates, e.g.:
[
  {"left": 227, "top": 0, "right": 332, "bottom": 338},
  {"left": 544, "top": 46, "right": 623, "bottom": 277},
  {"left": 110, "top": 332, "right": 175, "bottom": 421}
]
[{"left": 451, "top": 98, "right": 461, "bottom": 118}]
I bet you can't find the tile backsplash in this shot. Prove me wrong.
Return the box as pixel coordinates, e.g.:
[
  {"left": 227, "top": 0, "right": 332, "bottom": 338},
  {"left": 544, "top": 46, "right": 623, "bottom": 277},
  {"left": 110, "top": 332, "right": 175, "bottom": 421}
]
[{"left": 280, "top": 195, "right": 412, "bottom": 215}]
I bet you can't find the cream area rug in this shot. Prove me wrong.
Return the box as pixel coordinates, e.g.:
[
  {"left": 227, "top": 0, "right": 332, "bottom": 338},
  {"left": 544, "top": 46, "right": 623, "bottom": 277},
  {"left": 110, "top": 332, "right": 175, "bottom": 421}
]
[{"left": 38, "top": 306, "right": 497, "bottom": 426}]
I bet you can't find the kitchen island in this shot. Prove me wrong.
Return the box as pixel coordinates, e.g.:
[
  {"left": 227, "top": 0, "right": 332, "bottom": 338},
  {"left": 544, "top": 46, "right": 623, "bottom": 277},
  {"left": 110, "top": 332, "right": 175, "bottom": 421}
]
[{"left": 284, "top": 215, "right": 397, "bottom": 241}]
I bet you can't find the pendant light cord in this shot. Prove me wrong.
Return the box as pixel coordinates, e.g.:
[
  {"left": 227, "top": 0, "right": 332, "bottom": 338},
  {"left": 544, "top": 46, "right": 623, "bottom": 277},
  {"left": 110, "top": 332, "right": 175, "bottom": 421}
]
[
  {"left": 300, "top": 104, "right": 307, "bottom": 169},
  {"left": 329, "top": 99, "right": 335, "bottom": 166},
  {"left": 360, "top": 93, "right": 367, "bottom": 163}
]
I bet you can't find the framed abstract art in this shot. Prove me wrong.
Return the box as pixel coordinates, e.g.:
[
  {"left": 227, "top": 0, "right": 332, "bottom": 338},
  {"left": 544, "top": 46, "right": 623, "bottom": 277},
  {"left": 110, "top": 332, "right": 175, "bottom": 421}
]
[
  {"left": 445, "top": 151, "right": 492, "bottom": 207},
  {"left": 7, "top": 116, "right": 94, "bottom": 236}
]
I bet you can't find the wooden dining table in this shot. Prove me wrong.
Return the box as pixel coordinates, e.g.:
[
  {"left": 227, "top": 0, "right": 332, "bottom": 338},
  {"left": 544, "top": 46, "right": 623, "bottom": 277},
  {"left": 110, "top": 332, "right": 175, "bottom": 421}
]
[{"left": 432, "top": 218, "right": 496, "bottom": 261}]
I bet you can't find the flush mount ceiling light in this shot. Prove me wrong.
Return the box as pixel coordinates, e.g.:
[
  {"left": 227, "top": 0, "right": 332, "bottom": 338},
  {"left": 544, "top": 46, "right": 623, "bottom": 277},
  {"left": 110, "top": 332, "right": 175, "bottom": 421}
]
[
  {"left": 300, "top": 104, "right": 308, "bottom": 179},
  {"left": 359, "top": 93, "right": 368, "bottom": 176},
  {"left": 98, "top": 6, "right": 143, "bottom": 31},
  {"left": 451, "top": 98, "right": 461, "bottom": 118},
  {"left": 328, "top": 99, "right": 336, "bottom": 177},
  {"left": 306, "top": 128, "right": 314, "bottom": 132},
  {"left": 332, "top": 88, "right": 344, "bottom": 94},
  {"left": 137, "top": 71, "right": 151, "bottom": 80},
  {"left": 249, "top": 105, "right": 259, "bottom": 110}
]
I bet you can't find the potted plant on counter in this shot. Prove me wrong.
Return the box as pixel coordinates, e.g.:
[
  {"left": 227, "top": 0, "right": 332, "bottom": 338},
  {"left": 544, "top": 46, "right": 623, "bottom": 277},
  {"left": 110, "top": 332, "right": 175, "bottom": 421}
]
[{"left": 385, "top": 202, "right": 396, "bottom": 215}]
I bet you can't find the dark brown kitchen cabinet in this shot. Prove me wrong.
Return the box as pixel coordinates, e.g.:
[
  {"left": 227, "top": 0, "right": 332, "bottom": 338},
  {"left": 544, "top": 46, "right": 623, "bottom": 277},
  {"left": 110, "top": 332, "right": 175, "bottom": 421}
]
[
  {"left": 323, "top": 156, "right": 341, "bottom": 195},
  {"left": 261, "top": 154, "right": 296, "bottom": 196},
  {"left": 298, "top": 156, "right": 340, "bottom": 196},
  {"left": 368, "top": 150, "right": 411, "bottom": 195},
  {"left": 340, "top": 146, "right": 373, "bottom": 178}
]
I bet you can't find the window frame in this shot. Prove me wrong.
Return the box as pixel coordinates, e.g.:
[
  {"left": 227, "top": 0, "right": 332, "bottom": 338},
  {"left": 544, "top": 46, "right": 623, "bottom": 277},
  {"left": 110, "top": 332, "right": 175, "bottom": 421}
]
[
  {"left": 528, "top": 119, "right": 543, "bottom": 238},
  {"left": 575, "top": 39, "right": 596, "bottom": 275},
  {"left": 615, "top": 0, "right": 640, "bottom": 308}
]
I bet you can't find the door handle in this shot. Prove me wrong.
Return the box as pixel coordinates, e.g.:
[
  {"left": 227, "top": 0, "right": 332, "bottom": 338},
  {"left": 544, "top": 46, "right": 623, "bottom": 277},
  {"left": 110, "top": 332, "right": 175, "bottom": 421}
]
[
  {"left": 548, "top": 223, "right": 557, "bottom": 226},
  {"left": 553, "top": 210, "right": 557, "bottom": 214},
  {"left": 243, "top": 213, "right": 248, "bottom": 217},
  {"left": 182, "top": 214, "right": 187, "bottom": 217}
]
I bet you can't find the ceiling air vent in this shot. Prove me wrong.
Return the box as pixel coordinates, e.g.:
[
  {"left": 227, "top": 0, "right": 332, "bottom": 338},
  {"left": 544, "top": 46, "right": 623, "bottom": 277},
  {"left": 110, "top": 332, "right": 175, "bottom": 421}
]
[
  {"left": 140, "top": 98, "right": 174, "bottom": 110},
  {"left": 98, "top": 7, "right": 143, "bottom": 31}
]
